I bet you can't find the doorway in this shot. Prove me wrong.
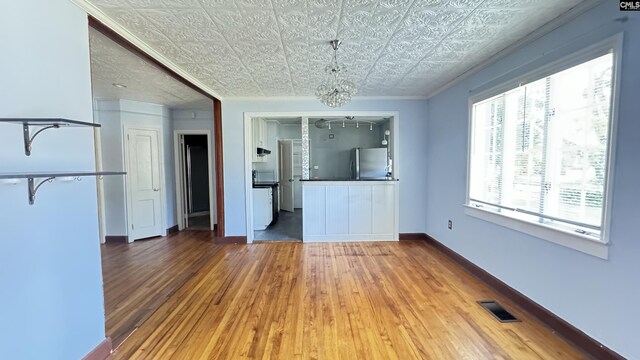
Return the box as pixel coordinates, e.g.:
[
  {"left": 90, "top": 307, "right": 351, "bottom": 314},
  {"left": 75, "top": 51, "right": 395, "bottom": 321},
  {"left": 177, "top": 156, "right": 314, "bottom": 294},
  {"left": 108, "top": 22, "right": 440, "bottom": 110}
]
[
  {"left": 250, "top": 117, "right": 304, "bottom": 242},
  {"left": 174, "top": 131, "right": 215, "bottom": 231}
]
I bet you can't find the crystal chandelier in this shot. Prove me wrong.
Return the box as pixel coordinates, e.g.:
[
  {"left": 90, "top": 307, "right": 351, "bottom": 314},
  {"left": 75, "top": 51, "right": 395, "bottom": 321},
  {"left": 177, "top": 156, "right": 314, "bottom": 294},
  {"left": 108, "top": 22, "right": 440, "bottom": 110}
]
[{"left": 316, "top": 40, "right": 357, "bottom": 108}]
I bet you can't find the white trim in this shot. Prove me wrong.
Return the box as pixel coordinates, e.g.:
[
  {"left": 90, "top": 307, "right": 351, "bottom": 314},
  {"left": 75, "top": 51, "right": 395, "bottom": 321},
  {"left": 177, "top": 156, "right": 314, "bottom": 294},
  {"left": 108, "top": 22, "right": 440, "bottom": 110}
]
[
  {"left": 123, "top": 124, "right": 167, "bottom": 241},
  {"left": 70, "top": 0, "right": 223, "bottom": 100},
  {"left": 464, "top": 34, "right": 622, "bottom": 258},
  {"left": 244, "top": 114, "right": 254, "bottom": 243},
  {"left": 244, "top": 111, "right": 400, "bottom": 244},
  {"left": 601, "top": 33, "right": 623, "bottom": 248},
  {"left": 93, "top": 127, "right": 106, "bottom": 244},
  {"left": 464, "top": 206, "right": 608, "bottom": 259},
  {"left": 173, "top": 130, "right": 215, "bottom": 231}
]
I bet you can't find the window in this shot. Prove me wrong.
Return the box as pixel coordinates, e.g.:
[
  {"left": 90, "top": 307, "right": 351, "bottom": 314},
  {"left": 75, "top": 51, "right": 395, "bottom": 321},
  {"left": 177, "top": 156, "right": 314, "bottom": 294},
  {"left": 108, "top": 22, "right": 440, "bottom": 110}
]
[{"left": 466, "top": 41, "right": 618, "bottom": 257}]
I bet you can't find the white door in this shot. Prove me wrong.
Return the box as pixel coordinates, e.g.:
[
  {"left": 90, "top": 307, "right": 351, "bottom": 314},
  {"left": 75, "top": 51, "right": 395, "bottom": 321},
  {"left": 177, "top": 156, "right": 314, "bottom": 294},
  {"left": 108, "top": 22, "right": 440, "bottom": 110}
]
[
  {"left": 280, "top": 140, "right": 294, "bottom": 212},
  {"left": 127, "top": 128, "right": 163, "bottom": 241}
]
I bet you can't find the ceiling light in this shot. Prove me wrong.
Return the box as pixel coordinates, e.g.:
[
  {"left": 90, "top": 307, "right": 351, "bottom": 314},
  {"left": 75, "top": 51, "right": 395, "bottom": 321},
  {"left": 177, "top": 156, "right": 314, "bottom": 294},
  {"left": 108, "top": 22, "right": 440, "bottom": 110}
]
[
  {"left": 112, "top": 83, "right": 127, "bottom": 88},
  {"left": 315, "top": 40, "right": 357, "bottom": 108},
  {"left": 370, "top": 123, "right": 373, "bottom": 131}
]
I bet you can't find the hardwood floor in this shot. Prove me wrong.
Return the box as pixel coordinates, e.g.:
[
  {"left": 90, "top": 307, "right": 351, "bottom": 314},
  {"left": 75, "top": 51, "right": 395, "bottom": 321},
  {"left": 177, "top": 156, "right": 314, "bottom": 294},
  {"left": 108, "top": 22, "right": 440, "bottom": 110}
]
[
  {"left": 103, "top": 237, "right": 588, "bottom": 359},
  {"left": 101, "top": 231, "right": 223, "bottom": 347}
]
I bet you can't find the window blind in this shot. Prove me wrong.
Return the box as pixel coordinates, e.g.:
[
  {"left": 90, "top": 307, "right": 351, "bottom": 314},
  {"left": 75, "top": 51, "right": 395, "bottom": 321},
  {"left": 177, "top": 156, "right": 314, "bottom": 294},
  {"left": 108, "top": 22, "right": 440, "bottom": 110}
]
[{"left": 469, "top": 53, "right": 613, "bottom": 235}]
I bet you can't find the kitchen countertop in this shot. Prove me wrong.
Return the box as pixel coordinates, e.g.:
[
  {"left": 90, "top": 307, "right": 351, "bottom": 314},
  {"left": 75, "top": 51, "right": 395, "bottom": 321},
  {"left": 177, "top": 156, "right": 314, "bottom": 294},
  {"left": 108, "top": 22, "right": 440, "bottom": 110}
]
[
  {"left": 253, "top": 181, "right": 279, "bottom": 187},
  {"left": 301, "top": 178, "right": 398, "bottom": 182}
]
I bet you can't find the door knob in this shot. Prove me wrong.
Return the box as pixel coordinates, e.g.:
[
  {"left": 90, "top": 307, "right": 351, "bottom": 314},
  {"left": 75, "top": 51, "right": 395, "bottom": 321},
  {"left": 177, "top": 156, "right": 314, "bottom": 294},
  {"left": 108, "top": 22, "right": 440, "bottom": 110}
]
[{"left": 153, "top": 187, "right": 160, "bottom": 191}]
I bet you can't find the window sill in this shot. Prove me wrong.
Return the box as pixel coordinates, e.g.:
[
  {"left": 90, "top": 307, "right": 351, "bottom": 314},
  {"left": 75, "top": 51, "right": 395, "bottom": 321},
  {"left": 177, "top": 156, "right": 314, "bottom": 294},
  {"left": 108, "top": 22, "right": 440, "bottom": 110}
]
[{"left": 463, "top": 205, "right": 609, "bottom": 260}]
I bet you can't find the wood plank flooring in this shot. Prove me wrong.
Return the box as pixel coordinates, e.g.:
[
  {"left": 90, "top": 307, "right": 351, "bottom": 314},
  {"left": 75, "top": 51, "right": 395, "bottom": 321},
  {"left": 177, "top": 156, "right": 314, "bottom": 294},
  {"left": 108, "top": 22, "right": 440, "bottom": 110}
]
[
  {"left": 101, "top": 230, "right": 223, "bottom": 347},
  {"left": 103, "top": 236, "right": 588, "bottom": 359}
]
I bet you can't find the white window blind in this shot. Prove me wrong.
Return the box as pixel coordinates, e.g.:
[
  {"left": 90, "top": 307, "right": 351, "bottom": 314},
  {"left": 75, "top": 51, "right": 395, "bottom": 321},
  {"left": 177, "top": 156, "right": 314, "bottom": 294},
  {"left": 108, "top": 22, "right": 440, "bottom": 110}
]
[{"left": 469, "top": 52, "right": 614, "bottom": 239}]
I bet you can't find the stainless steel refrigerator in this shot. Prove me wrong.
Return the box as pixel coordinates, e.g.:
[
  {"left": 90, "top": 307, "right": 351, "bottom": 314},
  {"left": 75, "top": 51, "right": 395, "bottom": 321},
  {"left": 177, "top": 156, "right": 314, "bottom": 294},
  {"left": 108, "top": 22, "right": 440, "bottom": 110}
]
[{"left": 351, "top": 147, "right": 388, "bottom": 179}]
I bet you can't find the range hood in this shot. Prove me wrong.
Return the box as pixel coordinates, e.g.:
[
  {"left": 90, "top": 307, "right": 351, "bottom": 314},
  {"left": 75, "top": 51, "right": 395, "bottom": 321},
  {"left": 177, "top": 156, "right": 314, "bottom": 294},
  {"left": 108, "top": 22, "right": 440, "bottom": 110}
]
[{"left": 257, "top": 147, "right": 271, "bottom": 156}]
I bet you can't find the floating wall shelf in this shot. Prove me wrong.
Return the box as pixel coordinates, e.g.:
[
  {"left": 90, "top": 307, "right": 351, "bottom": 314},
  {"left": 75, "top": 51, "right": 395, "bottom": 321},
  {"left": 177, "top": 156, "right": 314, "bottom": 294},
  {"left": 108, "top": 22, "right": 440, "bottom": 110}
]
[
  {"left": 0, "top": 118, "right": 100, "bottom": 156},
  {"left": 0, "top": 171, "right": 126, "bottom": 205}
]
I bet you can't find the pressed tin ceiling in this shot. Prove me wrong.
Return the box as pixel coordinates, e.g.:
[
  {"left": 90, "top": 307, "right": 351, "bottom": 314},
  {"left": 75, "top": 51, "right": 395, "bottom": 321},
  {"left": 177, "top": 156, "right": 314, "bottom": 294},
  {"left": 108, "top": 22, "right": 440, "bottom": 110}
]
[
  {"left": 85, "top": 0, "right": 585, "bottom": 98},
  {"left": 89, "top": 28, "right": 212, "bottom": 108}
]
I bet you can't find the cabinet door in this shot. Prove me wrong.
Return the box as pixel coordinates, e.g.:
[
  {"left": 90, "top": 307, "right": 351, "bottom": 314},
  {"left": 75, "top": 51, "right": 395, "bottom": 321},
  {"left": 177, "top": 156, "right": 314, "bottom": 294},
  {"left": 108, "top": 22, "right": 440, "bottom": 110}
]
[{"left": 252, "top": 118, "right": 261, "bottom": 162}]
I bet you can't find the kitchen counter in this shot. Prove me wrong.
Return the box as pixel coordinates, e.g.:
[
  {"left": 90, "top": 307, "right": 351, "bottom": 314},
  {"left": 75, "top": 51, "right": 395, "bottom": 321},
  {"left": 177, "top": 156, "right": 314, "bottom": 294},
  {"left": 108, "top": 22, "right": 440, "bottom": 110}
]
[
  {"left": 253, "top": 181, "right": 279, "bottom": 187},
  {"left": 302, "top": 179, "right": 398, "bottom": 242}
]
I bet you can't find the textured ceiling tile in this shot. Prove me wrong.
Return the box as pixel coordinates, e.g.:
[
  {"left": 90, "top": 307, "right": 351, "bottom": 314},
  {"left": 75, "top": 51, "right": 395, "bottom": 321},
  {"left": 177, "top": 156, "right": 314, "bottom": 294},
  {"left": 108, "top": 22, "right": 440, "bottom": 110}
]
[
  {"left": 126, "top": 0, "right": 166, "bottom": 8},
  {"left": 308, "top": 0, "right": 342, "bottom": 7},
  {"left": 169, "top": 9, "right": 217, "bottom": 27},
  {"left": 198, "top": 0, "right": 237, "bottom": 8},
  {"left": 234, "top": 0, "right": 272, "bottom": 8},
  {"left": 403, "top": 8, "right": 471, "bottom": 28},
  {"left": 210, "top": 9, "right": 276, "bottom": 28},
  {"left": 159, "top": 0, "right": 202, "bottom": 8},
  {"left": 90, "top": 0, "right": 130, "bottom": 8},
  {"left": 341, "top": 7, "right": 376, "bottom": 29},
  {"left": 345, "top": 0, "right": 377, "bottom": 8},
  {"left": 377, "top": 0, "right": 412, "bottom": 9},
  {"left": 87, "top": 0, "right": 587, "bottom": 98}
]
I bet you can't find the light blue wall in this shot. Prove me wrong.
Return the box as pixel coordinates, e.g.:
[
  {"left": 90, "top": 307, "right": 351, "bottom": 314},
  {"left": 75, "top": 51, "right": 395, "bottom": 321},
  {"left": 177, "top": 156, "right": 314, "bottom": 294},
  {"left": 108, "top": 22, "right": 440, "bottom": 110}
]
[
  {"left": 222, "top": 99, "right": 429, "bottom": 236},
  {"left": 425, "top": 3, "right": 639, "bottom": 358},
  {"left": 95, "top": 100, "right": 178, "bottom": 234},
  {"left": 0, "top": 1, "right": 106, "bottom": 359}
]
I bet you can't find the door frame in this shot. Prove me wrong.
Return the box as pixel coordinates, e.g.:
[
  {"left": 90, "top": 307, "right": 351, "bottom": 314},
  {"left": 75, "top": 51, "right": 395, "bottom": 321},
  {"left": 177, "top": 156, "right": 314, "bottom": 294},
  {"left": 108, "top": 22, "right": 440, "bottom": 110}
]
[
  {"left": 123, "top": 124, "right": 167, "bottom": 242},
  {"left": 88, "top": 16, "right": 225, "bottom": 238},
  {"left": 173, "top": 130, "right": 215, "bottom": 231},
  {"left": 94, "top": 127, "right": 107, "bottom": 244},
  {"left": 278, "top": 139, "right": 295, "bottom": 213},
  {"left": 244, "top": 111, "right": 400, "bottom": 244}
]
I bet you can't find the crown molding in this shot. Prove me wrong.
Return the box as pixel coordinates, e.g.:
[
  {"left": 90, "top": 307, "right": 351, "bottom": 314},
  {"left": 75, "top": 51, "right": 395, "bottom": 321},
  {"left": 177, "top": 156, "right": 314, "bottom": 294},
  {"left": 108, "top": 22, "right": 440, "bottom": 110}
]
[
  {"left": 424, "top": 0, "right": 606, "bottom": 99},
  {"left": 70, "top": 0, "right": 224, "bottom": 101}
]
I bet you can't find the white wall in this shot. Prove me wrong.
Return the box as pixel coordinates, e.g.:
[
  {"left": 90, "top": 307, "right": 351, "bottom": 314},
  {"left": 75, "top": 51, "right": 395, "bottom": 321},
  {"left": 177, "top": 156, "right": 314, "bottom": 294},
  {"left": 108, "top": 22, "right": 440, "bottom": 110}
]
[
  {"left": 95, "top": 100, "right": 177, "bottom": 235},
  {"left": 279, "top": 123, "right": 302, "bottom": 139},
  {"left": 0, "top": 1, "right": 106, "bottom": 358},
  {"left": 222, "top": 99, "right": 429, "bottom": 236},
  {"left": 425, "top": 3, "right": 639, "bottom": 358},
  {"left": 171, "top": 109, "right": 217, "bottom": 223}
]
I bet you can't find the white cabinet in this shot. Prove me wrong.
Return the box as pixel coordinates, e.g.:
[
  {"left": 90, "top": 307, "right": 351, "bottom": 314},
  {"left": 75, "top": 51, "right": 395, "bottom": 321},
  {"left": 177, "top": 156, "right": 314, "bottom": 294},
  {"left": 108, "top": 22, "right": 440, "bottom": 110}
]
[
  {"left": 302, "top": 181, "right": 398, "bottom": 242},
  {"left": 252, "top": 118, "right": 267, "bottom": 163},
  {"left": 253, "top": 187, "right": 272, "bottom": 230}
]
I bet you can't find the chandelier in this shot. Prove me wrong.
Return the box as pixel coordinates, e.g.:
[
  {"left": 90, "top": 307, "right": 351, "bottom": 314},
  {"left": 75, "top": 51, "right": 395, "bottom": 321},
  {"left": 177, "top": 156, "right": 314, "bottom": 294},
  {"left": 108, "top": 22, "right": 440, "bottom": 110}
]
[{"left": 315, "top": 40, "right": 357, "bottom": 108}]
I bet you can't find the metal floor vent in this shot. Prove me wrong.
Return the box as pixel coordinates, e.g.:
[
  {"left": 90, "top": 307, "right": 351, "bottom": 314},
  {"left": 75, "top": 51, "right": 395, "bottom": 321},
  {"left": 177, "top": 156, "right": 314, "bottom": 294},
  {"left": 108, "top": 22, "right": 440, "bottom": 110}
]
[{"left": 477, "top": 300, "right": 520, "bottom": 323}]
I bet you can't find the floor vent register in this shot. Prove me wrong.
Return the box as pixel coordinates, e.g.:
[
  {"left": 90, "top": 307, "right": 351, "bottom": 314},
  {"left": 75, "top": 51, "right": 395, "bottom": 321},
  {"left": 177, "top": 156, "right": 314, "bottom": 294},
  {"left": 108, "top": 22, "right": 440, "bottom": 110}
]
[{"left": 477, "top": 300, "right": 520, "bottom": 323}]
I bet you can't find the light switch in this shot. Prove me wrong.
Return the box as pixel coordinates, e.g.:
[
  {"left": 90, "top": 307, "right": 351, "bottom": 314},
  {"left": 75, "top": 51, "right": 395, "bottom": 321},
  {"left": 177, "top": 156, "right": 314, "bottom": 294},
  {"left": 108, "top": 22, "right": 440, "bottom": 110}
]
[{"left": 313, "top": 165, "right": 319, "bottom": 170}]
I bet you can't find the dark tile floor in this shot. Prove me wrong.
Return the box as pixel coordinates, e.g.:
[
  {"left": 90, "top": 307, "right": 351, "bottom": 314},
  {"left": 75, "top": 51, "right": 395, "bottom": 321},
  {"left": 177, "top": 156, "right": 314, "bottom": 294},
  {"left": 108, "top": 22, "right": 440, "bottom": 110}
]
[
  {"left": 254, "top": 209, "right": 302, "bottom": 241},
  {"left": 187, "top": 215, "right": 211, "bottom": 230}
]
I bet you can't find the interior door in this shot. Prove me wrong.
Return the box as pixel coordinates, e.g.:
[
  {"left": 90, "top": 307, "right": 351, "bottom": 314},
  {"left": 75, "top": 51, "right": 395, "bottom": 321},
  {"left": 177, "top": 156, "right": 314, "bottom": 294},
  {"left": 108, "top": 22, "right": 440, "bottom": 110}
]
[
  {"left": 280, "top": 140, "right": 294, "bottom": 212},
  {"left": 127, "top": 128, "right": 163, "bottom": 241}
]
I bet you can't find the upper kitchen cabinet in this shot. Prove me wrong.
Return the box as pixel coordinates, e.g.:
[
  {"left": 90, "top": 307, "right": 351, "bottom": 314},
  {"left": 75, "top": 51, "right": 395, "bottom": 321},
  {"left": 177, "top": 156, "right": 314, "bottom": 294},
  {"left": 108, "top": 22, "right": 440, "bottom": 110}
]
[{"left": 252, "top": 117, "right": 269, "bottom": 163}]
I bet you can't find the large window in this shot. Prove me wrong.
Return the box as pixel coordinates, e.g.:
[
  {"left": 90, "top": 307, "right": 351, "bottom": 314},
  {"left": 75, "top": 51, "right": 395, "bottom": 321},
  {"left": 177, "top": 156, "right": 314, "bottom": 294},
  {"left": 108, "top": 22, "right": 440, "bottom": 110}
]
[{"left": 467, "top": 45, "right": 617, "bottom": 253}]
